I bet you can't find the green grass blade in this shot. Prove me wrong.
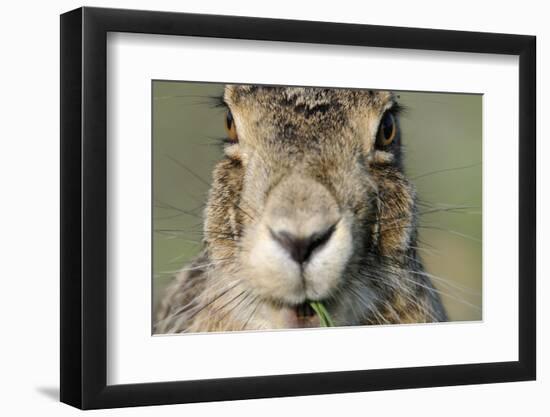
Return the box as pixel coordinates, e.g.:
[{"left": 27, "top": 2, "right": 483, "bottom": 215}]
[
  {"left": 316, "top": 302, "right": 335, "bottom": 327},
  {"left": 309, "top": 301, "right": 334, "bottom": 327}
]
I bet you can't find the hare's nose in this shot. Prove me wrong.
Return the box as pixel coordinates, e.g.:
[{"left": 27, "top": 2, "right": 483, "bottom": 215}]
[{"left": 270, "top": 224, "right": 336, "bottom": 265}]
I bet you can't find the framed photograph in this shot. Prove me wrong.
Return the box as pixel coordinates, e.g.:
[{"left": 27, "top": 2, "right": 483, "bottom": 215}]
[{"left": 60, "top": 6, "right": 536, "bottom": 409}]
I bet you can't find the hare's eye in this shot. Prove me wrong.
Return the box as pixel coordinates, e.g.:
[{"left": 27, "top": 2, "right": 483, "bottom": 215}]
[
  {"left": 225, "top": 110, "right": 239, "bottom": 142},
  {"left": 376, "top": 112, "right": 397, "bottom": 147}
]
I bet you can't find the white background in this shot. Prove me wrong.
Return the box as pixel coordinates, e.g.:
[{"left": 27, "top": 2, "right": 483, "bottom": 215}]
[
  {"left": 108, "top": 34, "right": 518, "bottom": 384},
  {"left": 0, "top": 0, "right": 546, "bottom": 415}
]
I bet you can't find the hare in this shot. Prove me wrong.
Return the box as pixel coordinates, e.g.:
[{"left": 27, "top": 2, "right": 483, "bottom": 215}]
[{"left": 155, "top": 85, "right": 447, "bottom": 333}]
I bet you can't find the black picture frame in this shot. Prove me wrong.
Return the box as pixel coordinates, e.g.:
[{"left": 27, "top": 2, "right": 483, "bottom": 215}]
[{"left": 60, "top": 6, "right": 536, "bottom": 410}]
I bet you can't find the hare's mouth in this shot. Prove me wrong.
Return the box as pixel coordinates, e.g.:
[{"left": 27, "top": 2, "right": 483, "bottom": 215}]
[
  {"left": 295, "top": 302, "right": 316, "bottom": 319},
  {"left": 291, "top": 302, "right": 320, "bottom": 327},
  {"left": 269, "top": 298, "right": 324, "bottom": 328}
]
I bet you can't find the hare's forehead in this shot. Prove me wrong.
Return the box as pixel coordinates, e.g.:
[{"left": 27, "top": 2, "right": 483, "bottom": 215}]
[{"left": 224, "top": 85, "right": 393, "bottom": 114}]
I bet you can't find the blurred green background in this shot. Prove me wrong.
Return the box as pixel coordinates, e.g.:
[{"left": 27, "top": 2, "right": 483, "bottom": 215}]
[{"left": 153, "top": 81, "right": 482, "bottom": 322}]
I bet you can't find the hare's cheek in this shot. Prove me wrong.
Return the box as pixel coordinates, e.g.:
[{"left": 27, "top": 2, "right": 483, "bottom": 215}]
[
  {"left": 224, "top": 143, "right": 239, "bottom": 157},
  {"left": 224, "top": 141, "right": 252, "bottom": 166}
]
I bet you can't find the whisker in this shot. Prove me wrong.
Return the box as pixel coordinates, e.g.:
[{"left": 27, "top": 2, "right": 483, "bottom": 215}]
[
  {"left": 404, "top": 268, "right": 481, "bottom": 297},
  {"left": 157, "top": 281, "right": 242, "bottom": 330},
  {"left": 411, "top": 162, "right": 481, "bottom": 180},
  {"left": 418, "top": 225, "right": 482, "bottom": 243},
  {"left": 397, "top": 274, "right": 482, "bottom": 312},
  {"left": 241, "top": 297, "right": 262, "bottom": 330},
  {"left": 217, "top": 292, "right": 251, "bottom": 323},
  {"left": 164, "top": 154, "right": 212, "bottom": 187}
]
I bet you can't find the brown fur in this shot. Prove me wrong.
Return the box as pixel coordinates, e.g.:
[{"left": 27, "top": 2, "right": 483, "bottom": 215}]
[{"left": 155, "top": 85, "right": 446, "bottom": 333}]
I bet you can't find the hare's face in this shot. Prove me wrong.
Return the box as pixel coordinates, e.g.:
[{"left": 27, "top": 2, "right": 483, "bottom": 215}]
[{"left": 204, "top": 86, "right": 416, "bottom": 327}]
